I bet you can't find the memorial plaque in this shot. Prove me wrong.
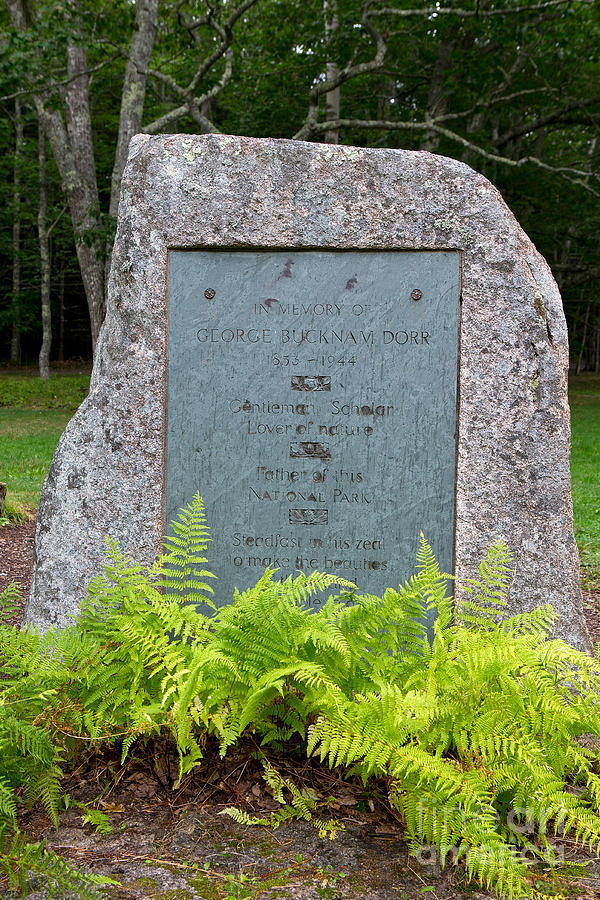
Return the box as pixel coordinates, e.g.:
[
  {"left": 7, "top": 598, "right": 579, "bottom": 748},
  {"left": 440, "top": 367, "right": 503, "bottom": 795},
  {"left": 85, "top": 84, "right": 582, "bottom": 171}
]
[{"left": 167, "top": 250, "right": 460, "bottom": 606}]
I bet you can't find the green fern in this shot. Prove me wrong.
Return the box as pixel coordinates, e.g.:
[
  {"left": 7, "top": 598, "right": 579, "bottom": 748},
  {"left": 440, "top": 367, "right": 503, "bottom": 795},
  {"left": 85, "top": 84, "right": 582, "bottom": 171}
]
[
  {"left": 77, "top": 803, "right": 114, "bottom": 835},
  {"left": 155, "top": 492, "right": 217, "bottom": 608},
  {"left": 457, "top": 541, "right": 513, "bottom": 629},
  {"left": 301, "top": 538, "right": 600, "bottom": 899},
  {"left": 0, "top": 827, "right": 116, "bottom": 898},
  {"left": 0, "top": 582, "right": 23, "bottom": 620},
  {"left": 220, "top": 759, "right": 343, "bottom": 838},
  {"left": 2, "top": 499, "right": 600, "bottom": 900},
  {"left": 66, "top": 509, "right": 600, "bottom": 898}
]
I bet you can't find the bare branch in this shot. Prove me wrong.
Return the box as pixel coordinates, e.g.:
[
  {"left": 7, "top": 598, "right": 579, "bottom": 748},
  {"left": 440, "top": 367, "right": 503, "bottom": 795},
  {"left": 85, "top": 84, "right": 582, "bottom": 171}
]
[
  {"left": 370, "top": 0, "right": 594, "bottom": 18},
  {"left": 224, "top": 0, "right": 261, "bottom": 31},
  {"left": 142, "top": 83, "right": 225, "bottom": 133},
  {"left": 143, "top": 102, "right": 190, "bottom": 133},
  {"left": 423, "top": 87, "right": 549, "bottom": 127},
  {"left": 176, "top": 4, "right": 211, "bottom": 44},
  {"left": 48, "top": 205, "right": 68, "bottom": 237},
  {"left": 187, "top": 0, "right": 258, "bottom": 94},
  {"left": 144, "top": 42, "right": 233, "bottom": 134},
  {"left": 144, "top": 0, "right": 256, "bottom": 133},
  {"left": 303, "top": 116, "right": 600, "bottom": 196},
  {"left": 0, "top": 54, "right": 122, "bottom": 103},
  {"left": 296, "top": 1, "right": 387, "bottom": 140},
  {"left": 426, "top": 120, "right": 599, "bottom": 183},
  {"left": 204, "top": 46, "right": 234, "bottom": 102},
  {"left": 146, "top": 67, "right": 185, "bottom": 97},
  {"left": 186, "top": 98, "right": 222, "bottom": 133},
  {"left": 497, "top": 95, "right": 600, "bottom": 147},
  {"left": 186, "top": 29, "right": 229, "bottom": 96}
]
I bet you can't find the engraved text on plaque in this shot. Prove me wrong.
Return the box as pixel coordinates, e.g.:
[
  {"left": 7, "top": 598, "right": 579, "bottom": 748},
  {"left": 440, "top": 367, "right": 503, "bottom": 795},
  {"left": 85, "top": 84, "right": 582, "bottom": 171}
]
[{"left": 167, "top": 250, "right": 460, "bottom": 607}]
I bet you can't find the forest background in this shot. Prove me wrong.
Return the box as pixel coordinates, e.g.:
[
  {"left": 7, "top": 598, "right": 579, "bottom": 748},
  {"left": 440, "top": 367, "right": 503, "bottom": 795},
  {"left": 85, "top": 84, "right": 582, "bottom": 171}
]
[{"left": 0, "top": 0, "right": 598, "bottom": 372}]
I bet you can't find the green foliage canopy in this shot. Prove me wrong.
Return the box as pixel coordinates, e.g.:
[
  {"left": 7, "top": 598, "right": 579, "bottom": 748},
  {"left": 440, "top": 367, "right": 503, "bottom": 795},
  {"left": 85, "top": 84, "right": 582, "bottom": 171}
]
[{"left": 0, "top": 0, "right": 598, "bottom": 363}]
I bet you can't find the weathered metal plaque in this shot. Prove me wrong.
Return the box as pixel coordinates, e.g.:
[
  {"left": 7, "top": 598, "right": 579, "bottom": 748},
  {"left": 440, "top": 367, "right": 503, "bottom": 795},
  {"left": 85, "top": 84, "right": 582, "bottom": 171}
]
[{"left": 167, "top": 250, "right": 460, "bottom": 607}]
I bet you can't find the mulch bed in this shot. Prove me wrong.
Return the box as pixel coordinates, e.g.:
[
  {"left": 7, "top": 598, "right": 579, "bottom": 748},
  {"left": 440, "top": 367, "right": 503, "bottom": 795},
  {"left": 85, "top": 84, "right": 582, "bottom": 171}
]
[{"left": 0, "top": 517, "right": 34, "bottom": 624}]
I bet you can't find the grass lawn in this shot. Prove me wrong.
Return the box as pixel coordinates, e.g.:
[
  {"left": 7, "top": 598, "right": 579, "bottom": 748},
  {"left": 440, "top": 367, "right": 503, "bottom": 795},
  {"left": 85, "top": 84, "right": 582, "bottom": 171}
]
[
  {"left": 0, "top": 409, "right": 75, "bottom": 510},
  {"left": 0, "top": 373, "right": 90, "bottom": 518},
  {"left": 569, "top": 375, "right": 600, "bottom": 573},
  {"left": 0, "top": 372, "right": 90, "bottom": 409},
  {"left": 0, "top": 370, "right": 598, "bottom": 574}
]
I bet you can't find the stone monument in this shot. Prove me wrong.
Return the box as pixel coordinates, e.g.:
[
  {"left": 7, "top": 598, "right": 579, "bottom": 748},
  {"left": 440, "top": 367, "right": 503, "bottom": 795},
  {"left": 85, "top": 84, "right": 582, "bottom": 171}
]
[{"left": 24, "top": 134, "right": 588, "bottom": 649}]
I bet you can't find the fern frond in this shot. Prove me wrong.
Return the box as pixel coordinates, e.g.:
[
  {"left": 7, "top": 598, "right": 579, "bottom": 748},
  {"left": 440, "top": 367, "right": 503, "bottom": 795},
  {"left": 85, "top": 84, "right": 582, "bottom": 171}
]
[
  {"left": 220, "top": 760, "right": 344, "bottom": 838},
  {"left": 156, "top": 492, "right": 217, "bottom": 607},
  {"left": 0, "top": 827, "right": 116, "bottom": 899},
  {"left": 457, "top": 542, "right": 513, "bottom": 629},
  {"left": 23, "top": 763, "right": 63, "bottom": 827},
  {"left": 0, "top": 583, "right": 23, "bottom": 619},
  {"left": 0, "top": 778, "right": 17, "bottom": 825},
  {"left": 3, "top": 495, "right": 600, "bottom": 900},
  {"left": 219, "top": 806, "right": 270, "bottom": 827},
  {"left": 77, "top": 805, "right": 114, "bottom": 835}
]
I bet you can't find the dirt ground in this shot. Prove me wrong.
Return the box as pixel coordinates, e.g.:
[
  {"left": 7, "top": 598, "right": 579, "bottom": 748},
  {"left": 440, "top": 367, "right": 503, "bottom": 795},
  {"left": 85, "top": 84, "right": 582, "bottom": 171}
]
[
  {"left": 2, "top": 519, "right": 600, "bottom": 900},
  {"left": 11, "top": 740, "right": 496, "bottom": 900},
  {"left": 10, "top": 738, "right": 600, "bottom": 900},
  {"left": 0, "top": 517, "right": 34, "bottom": 624}
]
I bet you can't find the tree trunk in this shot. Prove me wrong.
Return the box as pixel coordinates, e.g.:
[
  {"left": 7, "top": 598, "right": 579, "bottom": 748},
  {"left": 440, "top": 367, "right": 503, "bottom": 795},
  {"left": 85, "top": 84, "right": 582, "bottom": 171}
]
[
  {"left": 105, "top": 0, "right": 159, "bottom": 289},
  {"left": 6, "top": 0, "right": 107, "bottom": 354},
  {"left": 10, "top": 97, "right": 23, "bottom": 365},
  {"left": 58, "top": 269, "right": 65, "bottom": 364},
  {"left": 323, "top": 0, "right": 340, "bottom": 144},
  {"left": 422, "top": 40, "right": 456, "bottom": 153},
  {"left": 63, "top": 43, "right": 106, "bottom": 349},
  {"left": 109, "top": 0, "right": 159, "bottom": 220},
  {"left": 33, "top": 99, "right": 106, "bottom": 351},
  {"left": 65, "top": 45, "right": 99, "bottom": 207},
  {"left": 576, "top": 300, "right": 591, "bottom": 375},
  {"left": 38, "top": 119, "right": 51, "bottom": 381},
  {"left": 7, "top": 0, "right": 213, "bottom": 353}
]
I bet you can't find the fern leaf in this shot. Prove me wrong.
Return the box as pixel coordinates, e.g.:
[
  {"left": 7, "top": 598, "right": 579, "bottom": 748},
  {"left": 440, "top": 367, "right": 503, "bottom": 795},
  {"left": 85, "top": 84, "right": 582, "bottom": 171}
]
[{"left": 0, "top": 583, "right": 23, "bottom": 619}]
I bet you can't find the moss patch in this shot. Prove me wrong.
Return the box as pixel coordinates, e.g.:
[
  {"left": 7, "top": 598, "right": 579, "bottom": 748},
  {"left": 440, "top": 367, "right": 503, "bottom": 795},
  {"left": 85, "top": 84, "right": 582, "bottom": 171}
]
[
  {"left": 188, "top": 875, "right": 219, "bottom": 898},
  {"left": 154, "top": 892, "right": 194, "bottom": 900}
]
